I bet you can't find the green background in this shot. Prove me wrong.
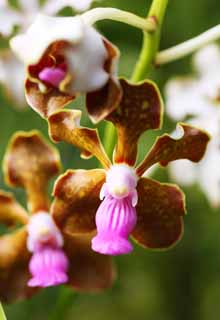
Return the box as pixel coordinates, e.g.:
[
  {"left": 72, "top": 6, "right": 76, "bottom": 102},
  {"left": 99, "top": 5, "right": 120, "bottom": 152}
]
[{"left": 1, "top": 0, "right": 220, "bottom": 319}]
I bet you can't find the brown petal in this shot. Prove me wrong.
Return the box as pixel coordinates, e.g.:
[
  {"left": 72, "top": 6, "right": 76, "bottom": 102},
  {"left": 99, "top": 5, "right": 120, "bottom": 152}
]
[
  {"left": 65, "top": 233, "right": 115, "bottom": 292},
  {"left": 132, "top": 178, "right": 185, "bottom": 249},
  {"left": 0, "top": 229, "right": 35, "bottom": 303},
  {"left": 4, "top": 131, "right": 61, "bottom": 213},
  {"left": 25, "top": 79, "right": 74, "bottom": 119},
  {"left": 48, "top": 109, "right": 111, "bottom": 169},
  {"left": 107, "top": 78, "right": 163, "bottom": 166},
  {"left": 51, "top": 169, "right": 105, "bottom": 235},
  {"left": 136, "top": 123, "right": 210, "bottom": 176},
  {"left": 0, "top": 190, "right": 29, "bottom": 227},
  {"left": 86, "top": 39, "right": 122, "bottom": 124}
]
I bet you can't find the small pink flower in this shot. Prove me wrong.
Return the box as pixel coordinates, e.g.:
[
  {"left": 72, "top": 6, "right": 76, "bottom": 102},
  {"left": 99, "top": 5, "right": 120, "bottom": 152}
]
[
  {"left": 27, "top": 212, "right": 68, "bottom": 287},
  {"left": 28, "top": 247, "right": 69, "bottom": 287},
  {"left": 92, "top": 164, "right": 138, "bottom": 255}
]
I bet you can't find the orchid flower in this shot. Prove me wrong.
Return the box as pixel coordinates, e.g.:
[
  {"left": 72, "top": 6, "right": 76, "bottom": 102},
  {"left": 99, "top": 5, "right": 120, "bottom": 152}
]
[
  {"left": 165, "top": 44, "right": 220, "bottom": 207},
  {"left": 10, "top": 14, "right": 121, "bottom": 122},
  {"left": 45, "top": 78, "right": 209, "bottom": 256},
  {"left": 0, "top": 130, "right": 114, "bottom": 303},
  {"left": 0, "top": 0, "right": 98, "bottom": 107}
]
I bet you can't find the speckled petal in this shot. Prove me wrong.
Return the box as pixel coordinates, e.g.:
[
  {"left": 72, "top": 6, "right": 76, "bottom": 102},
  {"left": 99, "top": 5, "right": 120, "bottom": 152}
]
[
  {"left": 3, "top": 131, "right": 61, "bottom": 213},
  {"left": 86, "top": 39, "right": 122, "bottom": 123},
  {"left": 48, "top": 109, "right": 111, "bottom": 169},
  {"left": 0, "top": 190, "right": 28, "bottom": 226},
  {"left": 132, "top": 178, "right": 185, "bottom": 249},
  {"left": 51, "top": 169, "right": 106, "bottom": 234},
  {"left": 107, "top": 79, "right": 163, "bottom": 166},
  {"left": 136, "top": 123, "right": 210, "bottom": 176},
  {"left": 65, "top": 233, "right": 115, "bottom": 292}
]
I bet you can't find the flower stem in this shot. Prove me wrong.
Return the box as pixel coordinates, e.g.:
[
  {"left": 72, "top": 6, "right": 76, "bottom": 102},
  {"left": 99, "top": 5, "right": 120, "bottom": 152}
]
[
  {"left": 102, "top": 0, "right": 169, "bottom": 157},
  {"left": 155, "top": 24, "right": 220, "bottom": 65},
  {"left": 132, "top": 0, "right": 169, "bottom": 82},
  {"left": 82, "top": 8, "right": 157, "bottom": 32},
  {"left": 0, "top": 303, "right": 7, "bottom": 320}
]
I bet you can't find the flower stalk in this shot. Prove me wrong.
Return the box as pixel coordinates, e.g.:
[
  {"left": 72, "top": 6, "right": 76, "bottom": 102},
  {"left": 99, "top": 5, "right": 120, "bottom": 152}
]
[
  {"left": 103, "top": 0, "right": 169, "bottom": 157},
  {"left": 156, "top": 24, "right": 220, "bottom": 65},
  {"left": 0, "top": 303, "right": 7, "bottom": 320},
  {"left": 82, "top": 8, "right": 157, "bottom": 32}
]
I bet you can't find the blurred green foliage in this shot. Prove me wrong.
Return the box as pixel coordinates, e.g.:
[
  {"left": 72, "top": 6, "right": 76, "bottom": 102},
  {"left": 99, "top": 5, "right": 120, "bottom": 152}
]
[{"left": 1, "top": 0, "right": 220, "bottom": 319}]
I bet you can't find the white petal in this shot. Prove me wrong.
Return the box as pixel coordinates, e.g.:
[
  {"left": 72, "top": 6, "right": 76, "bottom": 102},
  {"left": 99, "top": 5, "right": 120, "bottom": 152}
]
[
  {"left": 198, "top": 140, "right": 220, "bottom": 207},
  {"left": 10, "top": 14, "right": 84, "bottom": 65},
  {"left": 43, "top": 0, "right": 95, "bottom": 15},
  {"left": 0, "top": 2, "right": 22, "bottom": 37},
  {"left": 165, "top": 77, "right": 209, "bottom": 121},
  {"left": 18, "top": 0, "right": 39, "bottom": 14},
  {"left": 193, "top": 44, "right": 220, "bottom": 76},
  {"left": 169, "top": 159, "right": 197, "bottom": 186},
  {"left": 65, "top": 24, "right": 108, "bottom": 93},
  {"left": 0, "top": 50, "right": 26, "bottom": 107}
]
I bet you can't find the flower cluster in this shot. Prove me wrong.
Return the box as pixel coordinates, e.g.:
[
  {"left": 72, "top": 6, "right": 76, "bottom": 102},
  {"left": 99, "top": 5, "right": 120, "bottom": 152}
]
[
  {"left": 0, "top": 131, "right": 114, "bottom": 303},
  {"left": 0, "top": 0, "right": 98, "bottom": 107},
  {"left": 0, "top": 8, "right": 210, "bottom": 303},
  {"left": 165, "top": 44, "right": 220, "bottom": 207}
]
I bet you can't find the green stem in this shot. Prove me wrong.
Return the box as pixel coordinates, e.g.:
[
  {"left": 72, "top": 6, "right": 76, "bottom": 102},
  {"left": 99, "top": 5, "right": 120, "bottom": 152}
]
[
  {"left": 0, "top": 303, "right": 6, "bottom": 320},
  {"left": 103, "top": 0, "right": 169, "bottom": 156},
  {"left": 132, "top": 0, "right": 169, "bottom": 82}
]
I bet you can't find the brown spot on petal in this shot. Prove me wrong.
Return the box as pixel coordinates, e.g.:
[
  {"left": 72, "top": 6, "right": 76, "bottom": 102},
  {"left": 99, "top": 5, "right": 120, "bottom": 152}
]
[
  {"left": 4, "top": 131, "right": 61, "bottom": 213},
  {"left": 25, "top": 80, "right": 74, "bottom": 119},
  {"left": 132, "top": 178, "right": 185, "bottom": 249},
  {"left": 51, "top": 169, "right": 105, "bottom": 235},
  {"left": 107, "top": 78, "right": 163, "bottom": 166},
  {"left": 136, "top": 123, "right": 210, "bottom": 176},
  {"left": 0, "top": 190, "right": 29, "bottom": 227},
  {"left": 48, "top": 110, "right": 111, "bottom": 169},
  {"left": 65, "top": 233, "right": 115, "bottom": 292},
  {"left": 86, "top": 38, "right": 122, "bottom": 124}
]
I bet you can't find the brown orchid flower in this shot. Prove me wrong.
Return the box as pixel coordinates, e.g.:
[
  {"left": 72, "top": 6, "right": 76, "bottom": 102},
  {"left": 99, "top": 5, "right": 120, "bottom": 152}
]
[
  {"left": 10, "top": 14, "right": 122, "bottom": 123},
  {"left": 48, "top": 78, "right": 210, "bottom": 256},
  {"left": 0, "top": 131, "right": 114, "bottom": 303}
]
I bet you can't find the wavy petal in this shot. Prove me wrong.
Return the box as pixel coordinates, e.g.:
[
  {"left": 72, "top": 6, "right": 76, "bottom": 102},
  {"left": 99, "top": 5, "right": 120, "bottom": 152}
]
[
  {"left": 132, "top": 178, "right": 185, "bottom": 249},
  {"left": 4, "top": 131, "right": 61, "bottom": 213},
  {"left": 107, "top": 79, "right": 163, "bottom": 166},
  {"left": 51, "top": 169, "right": 105, "bottom": 234},
  {"left": 48, "top": 109, "right": 111, "bottom": 169},
  {"left": 136, "top": 123, "right": 210, "bottom": 176}
]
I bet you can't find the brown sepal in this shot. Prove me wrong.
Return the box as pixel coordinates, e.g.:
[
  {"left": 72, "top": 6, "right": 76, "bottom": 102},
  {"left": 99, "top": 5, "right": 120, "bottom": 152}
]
[
  {"left": 48, "top": 109, "right": 111, "bottom": 169},
  {"left": 0, "top": 190, "right": 29, "bottom": 226},
  {"left": 51, "top": 169, "right": 105, "bottom": 235},
  {"left": 25, "top": 80, "right": 74, "bottom": 119},
  {"left": 136, "top": 123, "right": 210, "bottom": 176},
  {"left": 0, "top": 228, "right": 36, "bottom": 303},
  {"left": 4, "top": 131, "right": 61, "bottom": 213},
  {"left": 132, "top": 178, "right": 185, "bottom": 249},
  {"left": 107, "top": 78, "right": 163, "bottom": 166}
]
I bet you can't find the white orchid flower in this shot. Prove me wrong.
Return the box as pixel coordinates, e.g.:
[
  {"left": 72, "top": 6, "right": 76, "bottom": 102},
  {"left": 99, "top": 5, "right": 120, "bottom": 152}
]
[{"left": 165, "top": 44, "right": 220, "bottom": 207}]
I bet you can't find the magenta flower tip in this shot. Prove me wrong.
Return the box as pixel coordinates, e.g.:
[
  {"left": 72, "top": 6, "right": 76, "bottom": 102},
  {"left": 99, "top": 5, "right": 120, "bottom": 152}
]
[
  {"left": 92, "top": 195, "right": 137, "bottom": 256},
  {"left": 39, "top": 67, "right": 66, "bottom": 87},
  {"left": 92, "top": 234, "right": 133, "bottom": 256},
  {"left": 28, "top": 247, "right": 69, "bottom": 288}
]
